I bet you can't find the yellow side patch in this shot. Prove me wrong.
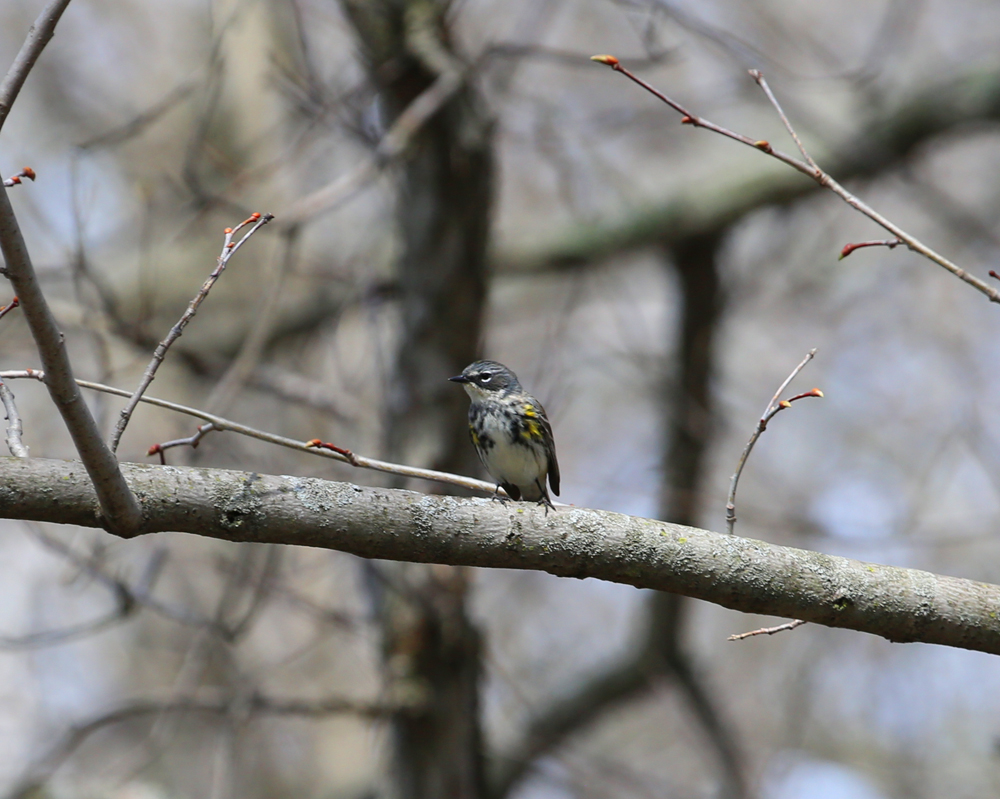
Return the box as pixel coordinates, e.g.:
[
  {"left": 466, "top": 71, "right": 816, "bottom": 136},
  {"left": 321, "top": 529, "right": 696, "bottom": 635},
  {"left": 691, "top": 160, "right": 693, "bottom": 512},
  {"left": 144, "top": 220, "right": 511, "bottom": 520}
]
[
  {"left": 521, "top": 421, "right": 542, "bottom": 441},
  {"left": 523, "top": 404, "right": 537, "bottom": 418},
  {"left": 470, "top": 427, "right": 480, "bottom": 446}
]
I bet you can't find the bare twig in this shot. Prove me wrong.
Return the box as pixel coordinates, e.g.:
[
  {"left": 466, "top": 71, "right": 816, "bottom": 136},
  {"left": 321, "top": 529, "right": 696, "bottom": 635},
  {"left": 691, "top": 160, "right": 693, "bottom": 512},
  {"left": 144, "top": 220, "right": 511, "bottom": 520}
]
[
  {"left": 591, "top": 56, "right": 1000, "bottom": 304},
  {"left": 725, "top": 349, "right": 821, "bottom": 535},
  {"left": 840, "top": 238, "right": 904, "bottom": 259},
  {"left": 147, "top": 423, "right": 216, "bottom": 464},
  {"left": 2, "top": 167, "right": 35, "bottom": 187},
  {"left": 728, "top": 619, "right": 807, "bottom": 641},
  {"left": 9, "top": 691, "right": 399, "bottom": 799},
  {"left": 109, "top": 212, "right": 274, "bottom": 452},
  {"left": 0, "top": 0, "right": 73, "bottom": 133},
  {"left": 747, "top": 69, "right": 816, "bottom": 171},
  {"left": 0, "top": 295, "right": 19, "bottom": 321},
  {"left": 204, "top": 227, "right": 299, "bottom": 413},
  {"left": 0, "top": 378, "right": 28, "bottom": 457},
  {"left": 1, "top": 370, "right": 502, "bottom": 496}
]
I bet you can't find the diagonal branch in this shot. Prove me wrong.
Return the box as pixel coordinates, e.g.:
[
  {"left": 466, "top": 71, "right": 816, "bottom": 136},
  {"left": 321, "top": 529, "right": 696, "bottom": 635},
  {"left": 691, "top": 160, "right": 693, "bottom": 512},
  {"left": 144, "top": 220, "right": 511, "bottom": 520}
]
[
  {"left": 0, "top": 186, "right": 142, "bottom": 535},
  {"left": 108, "top": 212, "right": 273, "bottom": 452},
  {"left": 0, "top": 0, "right": 141, "bottom": 535},
  {"left": 0, "top": 0, "right": 74, "bottom": 133},
  {"left": 590, "top": 56, "right": 1000, "bottom": 303}
]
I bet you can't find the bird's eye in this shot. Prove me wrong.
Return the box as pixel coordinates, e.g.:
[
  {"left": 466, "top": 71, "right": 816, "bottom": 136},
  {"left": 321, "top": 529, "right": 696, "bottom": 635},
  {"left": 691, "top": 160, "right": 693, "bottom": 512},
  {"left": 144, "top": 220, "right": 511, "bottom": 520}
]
[{"left": 479, "top": 373, "right": 493, "bottom": 384}]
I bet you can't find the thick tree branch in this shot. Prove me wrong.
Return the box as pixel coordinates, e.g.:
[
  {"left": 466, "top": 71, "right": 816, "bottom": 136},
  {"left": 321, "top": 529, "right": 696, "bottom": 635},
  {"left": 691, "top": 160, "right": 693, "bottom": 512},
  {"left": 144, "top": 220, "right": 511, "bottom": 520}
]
[
  {"left": 0, "top": 188, "right": 142, "bottom": 535},
  {"left": 3, "top": 456, "right": 1000, "bottom": 655},
  {"left": 0, "top": 0, "right": 141, "bottom": 534}
]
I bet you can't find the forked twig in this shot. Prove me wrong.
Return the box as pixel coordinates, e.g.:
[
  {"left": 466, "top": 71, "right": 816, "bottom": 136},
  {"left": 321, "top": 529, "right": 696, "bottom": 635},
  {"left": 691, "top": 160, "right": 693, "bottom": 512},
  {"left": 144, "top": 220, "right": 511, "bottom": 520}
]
[
  {"left": 109, "top": 212, "right": 273, "bottom": 452},
  {"left": 726, "top": 349, "right": 821, "bottom": 536},
  {"left": 147, "top": 423, "right": 216, "bottom": 464},
  {"left": 591, "top": 56, "right": 1000, "bottom": 304},
  {"left": 724, "top": 351, "right": 821, "bottom": 643},
  {"left": 747, "top": 70, "right": 816, "bottom": 171}
]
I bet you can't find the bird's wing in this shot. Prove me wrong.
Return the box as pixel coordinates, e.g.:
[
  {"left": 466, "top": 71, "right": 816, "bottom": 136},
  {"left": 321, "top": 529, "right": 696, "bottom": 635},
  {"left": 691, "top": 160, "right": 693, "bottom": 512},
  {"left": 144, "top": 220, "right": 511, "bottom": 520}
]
[{"left": 537, "top": 401, "right": 560, "bottom": 496}]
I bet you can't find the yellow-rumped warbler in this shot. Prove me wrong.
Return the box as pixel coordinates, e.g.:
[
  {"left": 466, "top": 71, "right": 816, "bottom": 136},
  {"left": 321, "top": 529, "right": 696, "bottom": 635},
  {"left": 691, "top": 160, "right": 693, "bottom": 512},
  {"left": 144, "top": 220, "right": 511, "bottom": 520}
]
[{"left": 449, "top": 360, "right": 560, "bottom": 508}]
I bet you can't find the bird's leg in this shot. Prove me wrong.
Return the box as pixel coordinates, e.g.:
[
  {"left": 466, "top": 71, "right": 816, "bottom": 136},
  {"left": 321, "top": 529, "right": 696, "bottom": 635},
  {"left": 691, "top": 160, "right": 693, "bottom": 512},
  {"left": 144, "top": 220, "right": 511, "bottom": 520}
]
[
  {"left": 491, "top": 485, "right": 511, "bottom": 504},
  {"left": 535, "top": 479, "right": 555, "bottom": 515}
]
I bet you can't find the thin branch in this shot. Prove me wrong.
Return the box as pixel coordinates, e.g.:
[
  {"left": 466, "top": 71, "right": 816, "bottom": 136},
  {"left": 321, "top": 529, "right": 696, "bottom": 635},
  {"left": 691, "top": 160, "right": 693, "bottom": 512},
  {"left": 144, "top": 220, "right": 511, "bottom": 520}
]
[
  {"left": 5, "top": 456, "right": 1000, "bottom": 656},
  {"left": 1, "top": 370, "right": 502, "bottom": 496},
  {"left": 0, "top": 295, "right": 20, "bottom": 321},
  {"left": 108, "top": 212, "right": 274, "bottom": 452},
  {"left": 0, "top": 378, "right": 28, "bottom": 457},
  {"left": 3, "top": 167, "right": 36, "bottom": 188},
  {"left": 147, "top": 423, "right": 216, "bottom": 464},
  {"left": 747, "top": 69, "right": 817, "bottom": 170},
  {"left": 203, "top": 227, "right": 299, "bottom": 413},
  {"left": 0, "top": 0, "right": 74, "bottom": 133},
  {"left": 29, "top": 529, "right": 236, "bottom": 637},
  {"left": 281, "top": 66, "right": 464, "bottom": 225},
  {"left": 725, "top": 349, "right": 821, "bottom": 535},
  {"left": 728, "top": 619, "right": 807, "bottom": 641},
  {"left": 8, "top": 691, "right": 398, "bottom": 799},
  {"left": 839, "top": 238, "right": 904, "bottom": 259},
  {"left": 591, "top": 56, "right": 1000, "bottom": 304}
]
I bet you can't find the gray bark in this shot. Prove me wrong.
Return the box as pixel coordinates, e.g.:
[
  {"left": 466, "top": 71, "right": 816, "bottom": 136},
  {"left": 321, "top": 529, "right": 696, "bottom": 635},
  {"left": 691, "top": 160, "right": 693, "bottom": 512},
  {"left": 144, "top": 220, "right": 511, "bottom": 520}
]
[{"left": 3, "top": 456, "right": 1000, "bottom": 655}]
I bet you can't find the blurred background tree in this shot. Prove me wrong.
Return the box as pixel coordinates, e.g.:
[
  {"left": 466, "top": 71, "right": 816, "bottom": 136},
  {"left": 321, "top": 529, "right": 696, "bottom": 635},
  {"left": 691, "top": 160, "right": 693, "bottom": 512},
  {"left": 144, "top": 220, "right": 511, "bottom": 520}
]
[{"left": 4, "top": 0, "right": 1000, "bottom": 797}]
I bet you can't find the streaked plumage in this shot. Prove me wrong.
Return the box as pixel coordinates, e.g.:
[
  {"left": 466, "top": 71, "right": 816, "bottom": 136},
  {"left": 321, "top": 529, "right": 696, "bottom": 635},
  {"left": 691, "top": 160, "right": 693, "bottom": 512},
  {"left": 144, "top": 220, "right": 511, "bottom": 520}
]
[{"left": 449, "top": 360, "right": 560, "bottom": 507}]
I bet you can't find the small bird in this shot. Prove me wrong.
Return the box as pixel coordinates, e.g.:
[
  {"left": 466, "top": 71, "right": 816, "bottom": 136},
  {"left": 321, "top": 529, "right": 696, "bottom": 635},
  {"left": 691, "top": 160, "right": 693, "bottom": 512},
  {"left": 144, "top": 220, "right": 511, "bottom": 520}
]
[{"left": 449, "top": 360, "right": 560, "bottom": 508}]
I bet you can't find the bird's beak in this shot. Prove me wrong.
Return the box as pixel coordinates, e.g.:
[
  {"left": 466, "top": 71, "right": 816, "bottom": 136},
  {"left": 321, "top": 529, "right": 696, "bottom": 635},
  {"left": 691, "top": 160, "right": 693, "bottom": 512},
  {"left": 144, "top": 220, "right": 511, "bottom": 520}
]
[{"left": 449, "top": 374, "right": 469, "bottom": 384}]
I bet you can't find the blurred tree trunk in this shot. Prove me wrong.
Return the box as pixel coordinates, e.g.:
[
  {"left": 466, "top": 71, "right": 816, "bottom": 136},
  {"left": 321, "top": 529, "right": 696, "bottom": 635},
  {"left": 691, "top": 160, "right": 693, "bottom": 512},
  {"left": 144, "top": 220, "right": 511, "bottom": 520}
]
[
  {"left": 653, "top": 233, "right": 747, "bottom": 799},
  {"left": 340, "top": 1, "right": 493, "bottom": 797}
]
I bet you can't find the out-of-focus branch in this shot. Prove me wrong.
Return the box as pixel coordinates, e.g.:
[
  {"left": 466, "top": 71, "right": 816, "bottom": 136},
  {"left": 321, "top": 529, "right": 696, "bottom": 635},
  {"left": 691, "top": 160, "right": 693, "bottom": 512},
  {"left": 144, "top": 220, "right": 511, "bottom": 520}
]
[
  {"left": 281, "top": 62, "right": 464, "bottom": 226},
  {"left": 109, "top": 212, "right": 274, "bottom": 452},
  {"left": 0, "top": 0, "right": 74, "bottom": 132},
  {"left": 4, "top": 456, "right": 1000, "bottom": 656},
  {"left": 0, "top": 378, "right": 28, "bottom": 457},
  {"left": 591, "top": 56, "right": 1000, "bottom": 303},
  {"left": 8, "top": 691, "right": 403, "bottom": 799},
  {"left": 1, "top": 369, "right": 500, "bottom": 495},
  {"left": 28, "top": 530, "right": 230, "bottom": 636}
]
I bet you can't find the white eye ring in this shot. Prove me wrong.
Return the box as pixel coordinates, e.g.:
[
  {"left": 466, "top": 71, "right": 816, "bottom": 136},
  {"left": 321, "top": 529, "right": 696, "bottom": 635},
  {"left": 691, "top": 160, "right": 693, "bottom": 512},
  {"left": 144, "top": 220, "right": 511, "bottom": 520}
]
[{"left": 480, "top": 373, "right": 493, "bottom": 383}]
